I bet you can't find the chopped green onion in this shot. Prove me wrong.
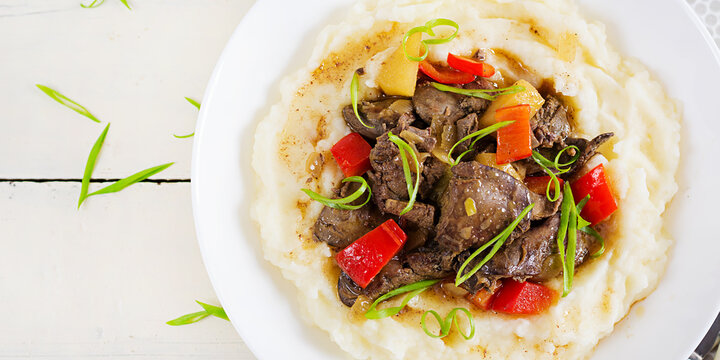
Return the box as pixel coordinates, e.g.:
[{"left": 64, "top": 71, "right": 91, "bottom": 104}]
[
  {"left": 402, "top": 19, "right": 459, "bottom": 62},
  {"left": 350, "top": 71, "right": 373, "bottom": 128},
  {"left": 120, "top": 0, "right": 131, "bottom": 9},
  {"left": 576, "top": 194, "right": 605, "bottom": 258},
  {"left": 173, "top": 133, "right": 194, "bottom": 139},
  {"left": 447, "top": 121, "right": 514, "bottom": 166},
  {"left": 301, "top": 176, "right": 371, "bottom": 210},
  {"left": 421, "top": 307, "right": 475, "bottom": 340},
  {"left": 431, "top": 83, "right": 525, "bottom": 101},
  {"left": 387, "top": 132, "right": 420, "bottom": 215},
  {"left": 166, "top": 301, "right": 228, "bottom": 326},
  {"left": 531, "top": 152, "right": 562, "bottom": 202},
  {"left": 557, "top": 184, "right": 572, "bottom": 297},
  {"left": 553, "top": 145, "right": 581, "bottom": 171},
  {"left": 81, "top": 0, "right": 105, "bottom": 8},
  {"left": 185, "top": 97, "right": 201, "bottom": 110},
  {"left": 84, "top": 163, "right": 174, "bottom": 200},
  {"left": 78, "top": 124, "right": 110, "bottom": 209},
  {"left": 455, "top": 204, "right": 534, "bottom": 286},
  {"left": 565, "top": 183, "right": 578, "bottom": 294},
  {"left": 365, "top": 279, "right": 440, "bottom": 319},
  {"left": 36, "top": 84, "right": 100, "bottom": 123}
]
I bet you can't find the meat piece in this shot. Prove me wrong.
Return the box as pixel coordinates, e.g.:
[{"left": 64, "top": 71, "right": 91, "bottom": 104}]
[
  {"left": 459, "top": 79, "right": 493, "bottom": 114},
  {"left": 394, "top": 118, "right": 437, "bottom": 153},
  {"left": 454, "top": 113, "right": 480, "bottom": 154},
  {"left": 338, "top": 271, "right": 363, "bottom": 307},
  {"left": 404, "top": 242, "right": 456, "bottom": 278},
  {"left": 516, "top": 132, "right": 614, "bottom": 178},
  {"left": 531, "top": 96, "right": 571, "bottom": 148},
  {"left": 435, "top": 162, "right": 534, "bottom": 253},
  {"left": 412, "top": 82, "right": 465, "bottom": 125},
  {"left": 419, "top": 156, "right": 449, "bottom": 199},
  {"left": 367, "top": 134, "right": 413, "bottom": 211},
  {"left": 361, "top": 259, "right": 426, "bottom": 301},
  {"left": 312, "top": 182, "right": 386, "bottom": 249},
  {"left": 342, "top": 98, "right": 414, "bottom": 139},
  {"left": 565, "top": 132, "right": 614, "bottom": 180},
  {"left": 384, "top": 199, "right": 436, "bottom": 229},
  {"left": 529, "top": 191, "right": 562, "bottom": 220}
]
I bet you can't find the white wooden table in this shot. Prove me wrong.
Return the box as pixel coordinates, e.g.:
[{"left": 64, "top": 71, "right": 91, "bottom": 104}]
[{"left": 2, "top": 0, "right": 719, "bottom": 359}]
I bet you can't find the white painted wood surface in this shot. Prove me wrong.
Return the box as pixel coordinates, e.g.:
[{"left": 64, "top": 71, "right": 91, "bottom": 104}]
[{"left": 2, "top": 0, "right": 719, "bottom": 359}]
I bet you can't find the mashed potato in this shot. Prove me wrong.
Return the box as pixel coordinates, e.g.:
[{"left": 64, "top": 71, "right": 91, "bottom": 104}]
[{"left": 251, "top": 0, "right": 680, "bottom": 358}]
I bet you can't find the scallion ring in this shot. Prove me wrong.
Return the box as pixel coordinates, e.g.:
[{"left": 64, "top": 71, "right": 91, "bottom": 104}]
[
  {"left": 350, "top": 71, "right": 373, "bottom": 128},
  {"left": 421, "top": 307, "right": 475, "bottom": 340},
  {"left": 301, "top": 176, "right": 371, "bottom": 210},
  {"left": 402, "top": 18, "right": 459, "bottom": 62},
  {"left": 553, "top": 145, "right": 581, "bottom": 172},
  {"left": 455, "top": 204, "right": 535, "bottom": 286},
  {"left": 531, "top": 151, "right": 562, "bottom": 202},
  {"left": 364, "top": 279, "right": 440, "bottom": 319},
  {"left": 431, "top": 82, "right": 525, "bottom": 101},
  {"left": 387, "top": 132, "right": 420, "bottom": 215},
  {"left": 447, "top": 121, "right": 514, "bottom": 167}
]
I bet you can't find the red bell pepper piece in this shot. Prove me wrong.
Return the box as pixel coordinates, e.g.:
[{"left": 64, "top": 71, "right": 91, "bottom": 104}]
[
  {"left": 419, "top": 60, "right": 475, "bottom": 84},
  {"left": 466, "top": 287, "right": 499, "bottom": 310},
  {"left": 571, "top": 163, "right": 617, "bottom": 225},
  {"left": 335, "top": 219, "right": 407, "bottom": 288},
  {"left": 491, "top": 279, "right": 554, "bottom": 315},
  {"left": 330, "top": 132, "right": 372, "bottom": 177},
  {"left": 447, "top": 53, "right": 496, "bottom": 77},
  {"left": 524, "top": 176, "right": 564, "bottom": 195},
  {"left": 495, "top": 104, "right": 532, "bottom": 164}
]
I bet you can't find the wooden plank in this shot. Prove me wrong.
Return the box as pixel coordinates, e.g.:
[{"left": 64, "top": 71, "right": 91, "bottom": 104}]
[
  {"left": 0, "top": 0, "right": 254, "bottom": 179},
  {"left": 0, "top": 182, "right": 255, "bottom": 359}
]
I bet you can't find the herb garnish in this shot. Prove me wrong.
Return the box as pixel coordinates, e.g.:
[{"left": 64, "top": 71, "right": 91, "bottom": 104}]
[
  {"left": 166, "top": 301, "right": 228, "bottom": 326},
  {"left": 364, "top": 279, "right": 440, "bottom": 319},
  {"left": 402, "top": 19, "right": 459, "bottom": 62},
  {"left": 301, "top": 176, "right": 371, "bottom": 210},
  {"left": 78, "top": 124, "right": 110, "bottom": 208},
  {"left": 83, "top": 162, "right": 174, "bottom": 201},
  {"left": 455, "top": 204, "right": 534, "bottom": 286},
  {"left": 350, "top": 71, "right": 373, "bottom": 128},
  {"left": 447, "top": 121, "right": 514, "bottom": 166},
  {"left": 387, "top": 131, "right": 420, "bottom": 215},
  {"left": 174, "top": 97, "right": 201, "bottom": 138},
  {"left": 531, "top": 145, "right": 580, "bottom": 201},
  {"left": 81, "top": 0, "right": 131, "bottom": 10},
  {"left": 36, "top": 85, "right": 100, "bottom": 123},
  {"left": 431, "top": 83, "right": 525, "bottom": 101},
  {"left": 421, "top": 307, "right": 475, "bottom": 339}
]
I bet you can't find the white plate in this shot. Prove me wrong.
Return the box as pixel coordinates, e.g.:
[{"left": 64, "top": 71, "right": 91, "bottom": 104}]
[{"left": 191, "top": 0, "right": 720, "bottom": 359}]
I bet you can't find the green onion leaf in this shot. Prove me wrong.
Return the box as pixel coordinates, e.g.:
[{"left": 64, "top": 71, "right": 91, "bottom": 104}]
[
  {"left": 301, "top": 176, "right": 371, "bottom": 210},
  {"left": 365, "top": 279, "right": 440, "bottom": 319},
  {"left": 582, "top": 226, "right": 606, "bottom": 258},
  {"left": 36, "top": 84, "right": 100, "bottom": 123},
  {"left": 557, "top": 185, "right": 572, "bottom": 297},
  {"left": 531, "top": 152, "right": 562, "bottom": 202},
  {"left": 554, "top": 145, "right": 581, "bottom": 171},
  {"left": 81, "top": 0, "right": 105, "bottom": 8},
  {"left": 402, "top": 19, "right": 459, "bottom": 62},
  {"left": 196, "top": 301, "right": 229, "bottom": 321},
  {"left": 185, "top": 97, "right": 201, "bottom": 110},
  {"left": 455, "top": 204, "right": 534, "bottom": 286},
  {"left": 387, "top": 132, "right": 420, "bottom": 215},
  {"left": 431, "top": 83, "right": 525, "bottom": 101},
  {"left": 447, "top": 121, "right": 514, "bottom": 166},
  {"left": 565, "top": 183, "right": 577, "bottom": 294},
  {"left": 119, "top": 0, "right": 131, "bottom": 10},
  {"left": 421, "top": 307, "right": 474, "bottom": 340},
  {"left": 173, "top": 133, "right": 194, "bottom": 139},
  {"left": 78, "top": 124, "right": 110, "bottom": 208},
  {"left": 350, "top": 71, "right": 373, "bottom": 128},
  {"left": 85, "top": 162, "right": 174, "bottom": 198},
  {"left": 166, "top": 311, "right": 209, "bottom": 326}
]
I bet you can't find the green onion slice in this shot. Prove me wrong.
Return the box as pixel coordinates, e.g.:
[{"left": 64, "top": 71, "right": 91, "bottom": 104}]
[
  {"left": 81, "top": 0, "right": 105, "bottom": 8},
  {"left": 431, "top": 83, "right": 525, "bottom": 101},
  {"left": 85, "top": 163, "right": 174, "bottom": 198},
  {"left": 421, "top": 307, "right": 475, "bottom": 340},
  {"left": 531, "top": 152, "right": 562, "bottom": 202},
  {"left": 78, "top": 124, "right": 110, "bottom": 208},
  {"left": 185, "top": 97, "right": 201, "bottom": 110},
  {"left": 120, "top": 0, "right": 131, "bottom": 9},
  {"left": 196, "top": 300, "right": 229, "bottom": 321},
  {"left": 387, "top": 132, "right": 420, "bottom": 215},
  {"left": 576, "top": 195, "right": 605, "bottom": 258},
  {"left": 447, "top": 121, "right": 514, "bottom": 166},
  {"left": 365, "top": 279, "right": 440, "bottom": 319},
  {"left": 557, "top": 184, "right": 572, "bottom": 297},
  {"left": 166, "top": 301, "right": 228, "bottom": 326},
  {"left": 36, "top": 84, "right": 100, "bottom": 123},
  {"left": 350, "top": 71, "right": 373, "bottom": 128},
  {"left": 173, "top": 133, "right": 194, "bottom": 139},
  {"left": 565, "top": 184, "right": 578, "bottom": 294},
  {"left": 301, "top": 176, "right": 371, "bottom": 210},
  {"left": 455, "top": 204, "right": 534, "bottom": 286},
  {"left": 553, "top": 145, "right": 581, "bottom": 171},
  {"left": 402, "top": 19, "right": 459, "bottom": 62}
]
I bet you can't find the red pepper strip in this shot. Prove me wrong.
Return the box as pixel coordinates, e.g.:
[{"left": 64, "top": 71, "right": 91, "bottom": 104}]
[
  {"left": 571, "top": 163, "right": 617, "bottom": 225},
  {"left": 335, "top": 219, "right": 407, "bottom": 288},
  {"left": 447, "top": 53, "right": 496, "bottom": 77},
  {"left": 495, "top": 104, "right": 532, "bottom": 164},
  {"left": 491, "top": 279, "right": 554, "bottom": 315},
  {"left": 419, "top": 60, "right": 475, "bottom": 84},
  {"left": 466, "top": 287, "right": 498, "bottom": 310},
  {"left": 330, "top": 132, "right": 372, "bottom": 177},
  {"left": 524, "top": 176, "right": 564, "bottom": 195}
]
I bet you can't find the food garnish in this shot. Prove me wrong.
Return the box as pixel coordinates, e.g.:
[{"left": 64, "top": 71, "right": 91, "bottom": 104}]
[
  {"left": 301, "top": 176, "right": 371, "bottom": 210},
  {"left": 336, "top": 219, "right": 407, "bottom": 288},
  {"left": 447, "top": 121, "right": 514, "bottom": 166},
  {"left": 173, "top": 97, "right": 201, "bottom": 138},
  {"left": 364, "top": 279, "right": 440, "bottom": 319},
  {"left": 387, "top": 131, "right": 420, "bottom": 215},
  {"left": 430, "top": 82, "right": 524, "bottom": 101},
  {"left": 421, "top": 307, "right": 475, "bottom": 339},
  {"left": 402, "top": 18, "right": 459, "bottom": 62},
  {"left": 350, "top": 71, "right": 374, "bottom": 129},
  {"left": 36, "top": 84, "right": 100, "bottom": 123},
  {"left": 82, "top": 162, "right": 174, "bottom": 204},
  {"left": 455, "top": 204, "right": 535, "bottom": 286},
  {"left": 81, "top": 0, "right": 131, "bottom": 10},
  {"left": 166, "top": 301, "right": 228, "bottom": 326},
  {"left": 78, "top": 124, "right": 110, "bottom": 208},
  {"left": 531, "top": 145, "right": 580, "bottom": 201}
]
